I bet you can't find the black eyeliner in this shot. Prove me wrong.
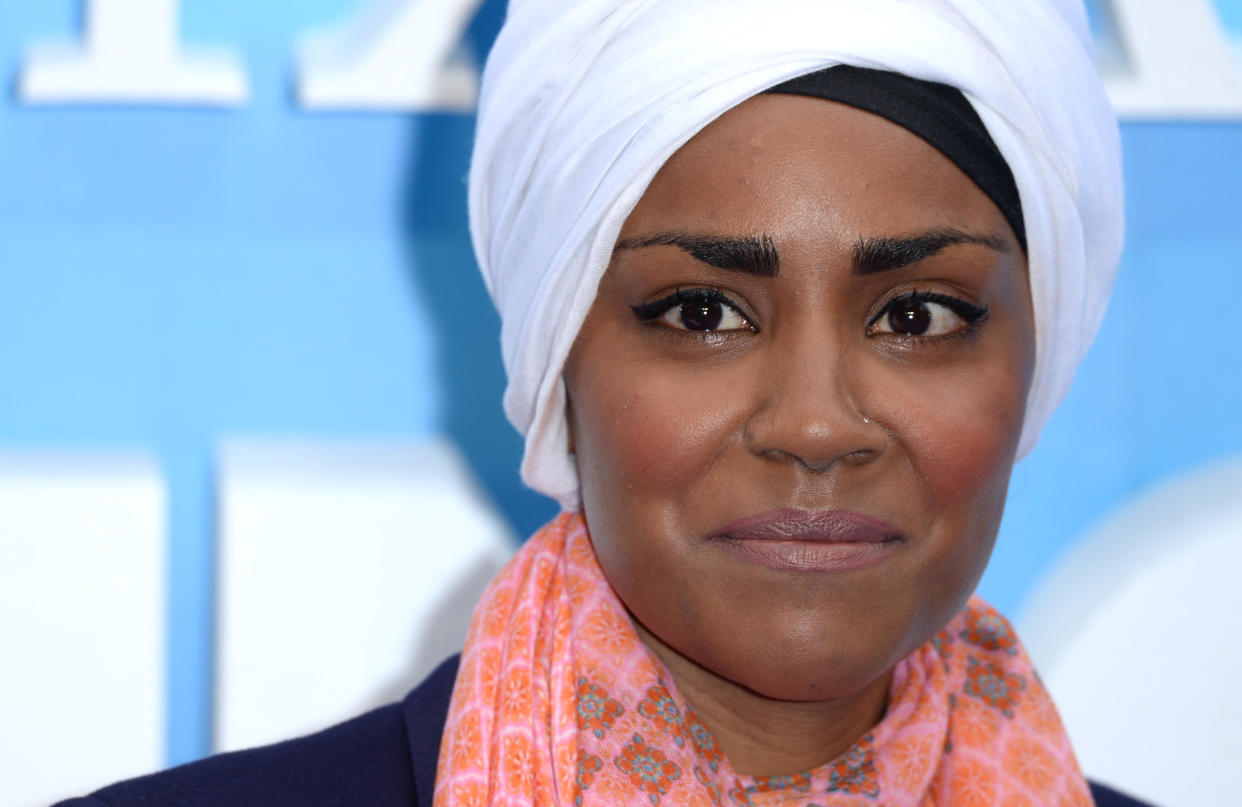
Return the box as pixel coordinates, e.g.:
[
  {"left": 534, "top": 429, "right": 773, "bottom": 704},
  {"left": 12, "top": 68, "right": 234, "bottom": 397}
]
[
  {"left": 868, "top": 290, "right": 989, "bottom": 329},
  {"left": 631, "top": 288, "right": 741, "bottom": 322}
]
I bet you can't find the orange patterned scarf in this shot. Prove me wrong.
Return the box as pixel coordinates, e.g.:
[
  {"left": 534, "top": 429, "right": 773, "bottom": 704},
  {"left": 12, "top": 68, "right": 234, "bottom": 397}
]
[{"left": 434, "top": 512, "right": 1091, "bottom": 806}]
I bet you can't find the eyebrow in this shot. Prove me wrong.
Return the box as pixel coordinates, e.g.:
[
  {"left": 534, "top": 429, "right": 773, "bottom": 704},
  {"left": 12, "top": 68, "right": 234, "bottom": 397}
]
[
  {"left": 613, "top": 231, "right": 780, "bottom": 277},
  {"left": 853, "top": 228, "right": 1010, "bottom": 276}
]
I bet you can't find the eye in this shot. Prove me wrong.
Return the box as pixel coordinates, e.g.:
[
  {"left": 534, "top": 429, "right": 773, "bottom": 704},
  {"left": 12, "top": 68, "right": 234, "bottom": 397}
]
[
  {"left": 868, "top": 291, "right": 988, "bottom": 338},
  {"left": 660, "top": 298, "right": 751, "bottom": 332},
  {"left": 631, "top": 289, "right": 756, "bottom": 333}
]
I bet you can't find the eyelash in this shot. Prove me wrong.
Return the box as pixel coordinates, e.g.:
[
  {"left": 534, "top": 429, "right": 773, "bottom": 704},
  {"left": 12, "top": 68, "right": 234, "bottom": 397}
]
[
  {"left": 630, "top": 287, "right": 989, "bottom": 341},
  {"left": 867, "top": 290, "right": 989, "bottom": 339},
  {"left": 630, "top": 288, "right": 758, "bottom": 333}
]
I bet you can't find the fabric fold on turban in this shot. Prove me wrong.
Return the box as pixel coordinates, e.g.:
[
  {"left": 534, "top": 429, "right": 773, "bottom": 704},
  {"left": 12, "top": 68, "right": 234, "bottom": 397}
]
[{"left": 469, "top": 0, "right": 1124, "bottom": 510}]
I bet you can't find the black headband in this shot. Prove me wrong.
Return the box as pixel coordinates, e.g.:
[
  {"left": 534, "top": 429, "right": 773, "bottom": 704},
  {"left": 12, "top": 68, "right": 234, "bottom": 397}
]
[{"left": 765, "top": 65, "right": 1026, "bottom": 253}]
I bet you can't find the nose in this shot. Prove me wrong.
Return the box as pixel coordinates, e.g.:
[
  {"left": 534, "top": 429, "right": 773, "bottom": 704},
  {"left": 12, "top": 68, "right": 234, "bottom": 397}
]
[{"left": 744, "top": 330, "right": 886, "bottom": 473}]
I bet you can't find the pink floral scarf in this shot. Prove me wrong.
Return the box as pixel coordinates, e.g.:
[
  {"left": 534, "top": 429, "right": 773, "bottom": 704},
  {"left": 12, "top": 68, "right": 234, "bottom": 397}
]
[{"left": 434, "top": 512, "right": 1091, "bottom": 806}]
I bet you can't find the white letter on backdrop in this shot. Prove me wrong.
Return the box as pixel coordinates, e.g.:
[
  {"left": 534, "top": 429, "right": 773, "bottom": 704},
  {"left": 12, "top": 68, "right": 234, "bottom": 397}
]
[
  {"left": 19, "top": 0, "right": 248, "bottom": 106},
  {"left": 297, "top": 0, "right": 483, "bottom": 111},
  {"left": 1102, "top": 0, "right": 1242, "bottom": 119}
]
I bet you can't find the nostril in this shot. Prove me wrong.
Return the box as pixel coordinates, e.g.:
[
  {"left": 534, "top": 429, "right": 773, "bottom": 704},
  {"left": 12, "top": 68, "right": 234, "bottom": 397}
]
[
  {"left": 845, "top": 446, "right": 880, "bottom": 465},
  {"left": 748, "top": 406, "right": 886, "bottom": 473},
  {"left": 801, "top": 446, "right": 877, "bottom": 472}
]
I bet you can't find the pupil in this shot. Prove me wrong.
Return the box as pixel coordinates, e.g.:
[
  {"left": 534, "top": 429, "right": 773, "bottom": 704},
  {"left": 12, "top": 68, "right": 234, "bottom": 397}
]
[
  {"left": 682, "top": 302, "right": 723, "bottom": 330},
  {"left": 890, "top": 301, "right": 931, "bottom": 335}
]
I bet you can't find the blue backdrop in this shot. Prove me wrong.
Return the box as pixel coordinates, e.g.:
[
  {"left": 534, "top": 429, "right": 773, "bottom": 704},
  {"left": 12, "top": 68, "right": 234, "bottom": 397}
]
[{"left": 1, "top": 0, "right": 1240, "bottom": 766}]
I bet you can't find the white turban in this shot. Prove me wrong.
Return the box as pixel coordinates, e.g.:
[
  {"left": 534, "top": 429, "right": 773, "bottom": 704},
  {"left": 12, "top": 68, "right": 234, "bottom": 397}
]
[{"left": 469, "top": 0, "right": 1124, "bottom": 511}]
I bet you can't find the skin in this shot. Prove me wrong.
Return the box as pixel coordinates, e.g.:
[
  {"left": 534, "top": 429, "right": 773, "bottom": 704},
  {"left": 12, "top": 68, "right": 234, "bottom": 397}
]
[{"left": 562, "top": 94, "right": 1036, "bottom": 776}]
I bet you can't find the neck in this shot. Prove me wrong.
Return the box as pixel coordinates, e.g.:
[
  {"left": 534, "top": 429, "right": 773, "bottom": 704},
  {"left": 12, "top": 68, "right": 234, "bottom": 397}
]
[{"left": 634, "top": 621, "right": 892, "bottom": 777}]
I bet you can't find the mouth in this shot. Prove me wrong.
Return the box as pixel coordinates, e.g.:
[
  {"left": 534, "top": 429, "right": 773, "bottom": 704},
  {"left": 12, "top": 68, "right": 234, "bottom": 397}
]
[{"left": 708, "top": 508, "right": 906, "bottom": 573}]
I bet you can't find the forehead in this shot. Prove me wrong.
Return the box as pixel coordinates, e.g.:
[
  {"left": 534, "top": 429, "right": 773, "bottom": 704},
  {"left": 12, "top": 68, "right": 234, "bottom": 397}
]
[{"left": 621, "top": 94, "right": 1012, "bottom": 250}]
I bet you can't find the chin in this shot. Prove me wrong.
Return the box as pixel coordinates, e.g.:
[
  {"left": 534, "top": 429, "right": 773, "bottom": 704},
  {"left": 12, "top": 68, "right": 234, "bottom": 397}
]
[
  {"left": 735, "top": 655, "right": 894, "bottom": 703},
  {"left": 660, "top": 592, "right": 929, "bottom": 703}
]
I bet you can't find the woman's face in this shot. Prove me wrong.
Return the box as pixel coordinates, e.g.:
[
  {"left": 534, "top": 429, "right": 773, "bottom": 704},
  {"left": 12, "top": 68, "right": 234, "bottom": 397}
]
[{"left": 564, "top": 94, "right": 1035, "bottom": 702}]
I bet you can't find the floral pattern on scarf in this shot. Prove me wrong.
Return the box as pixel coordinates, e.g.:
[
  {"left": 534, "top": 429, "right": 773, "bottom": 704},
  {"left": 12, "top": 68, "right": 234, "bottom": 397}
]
[{"left": 434, "top": 512, "right": 1091, "bottom": 807}]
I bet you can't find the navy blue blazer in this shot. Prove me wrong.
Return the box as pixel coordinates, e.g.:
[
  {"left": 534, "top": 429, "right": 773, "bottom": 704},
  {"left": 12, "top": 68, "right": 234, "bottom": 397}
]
[{"left": 56, "top": 654, "right": 1151, "bottom": 806}]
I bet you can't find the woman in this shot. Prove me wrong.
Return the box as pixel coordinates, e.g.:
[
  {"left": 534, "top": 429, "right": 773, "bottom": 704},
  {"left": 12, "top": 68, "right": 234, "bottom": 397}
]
[{"left": 61, "top": 0, "right": 1148, "bottom": 805}]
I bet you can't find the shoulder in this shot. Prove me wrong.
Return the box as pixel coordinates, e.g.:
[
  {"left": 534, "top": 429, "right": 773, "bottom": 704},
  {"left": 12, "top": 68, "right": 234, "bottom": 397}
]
[
  {"left": 55, "top": 655, "right": 460, "bottom": 807},
  {"left": 59, "top": 703, "right": 412, "bottom": 807},
  {"left": 1089, "top": 781, "right": 1158, "bottom": 807}
]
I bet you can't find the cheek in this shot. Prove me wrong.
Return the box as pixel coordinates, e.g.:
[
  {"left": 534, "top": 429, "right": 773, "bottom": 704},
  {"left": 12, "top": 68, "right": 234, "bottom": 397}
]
[
  {"left": 567, "top": 353, "right": 753, "bottom": 614},
  {"left": 927, "top": 382, "right": 1018, "bottom": 499},
  {"left": 571, "top": 359, "right": 748, "bottom": 503},
  {"left": 882, "top": 350, "right": 1031, "bottom": 547}
]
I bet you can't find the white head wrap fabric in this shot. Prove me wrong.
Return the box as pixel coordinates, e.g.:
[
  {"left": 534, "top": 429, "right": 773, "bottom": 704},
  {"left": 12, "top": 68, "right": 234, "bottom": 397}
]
[{"left": 469, "top": 0, "right": 1124, "bottom": 511}]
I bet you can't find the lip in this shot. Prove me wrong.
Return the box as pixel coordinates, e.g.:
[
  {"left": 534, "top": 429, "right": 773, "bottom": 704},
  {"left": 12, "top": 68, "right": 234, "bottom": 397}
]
[{"left": 708, "top": 508, "right": 906, "bottom": 573}]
